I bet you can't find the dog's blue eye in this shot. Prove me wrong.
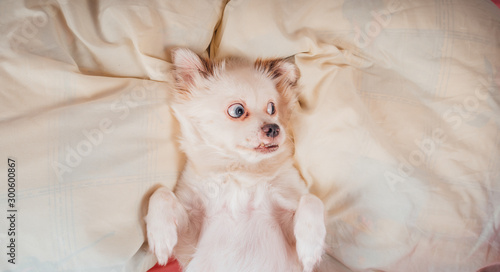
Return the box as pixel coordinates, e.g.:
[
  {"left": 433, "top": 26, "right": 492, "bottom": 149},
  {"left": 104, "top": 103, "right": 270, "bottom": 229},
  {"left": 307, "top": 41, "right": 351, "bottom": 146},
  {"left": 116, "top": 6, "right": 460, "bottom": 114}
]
[
  {"left": 228, "top": 103, "right": 245, "bottom": 118},
  {"left": 267, "top": 102, "right": 275, "bottom": 115}
]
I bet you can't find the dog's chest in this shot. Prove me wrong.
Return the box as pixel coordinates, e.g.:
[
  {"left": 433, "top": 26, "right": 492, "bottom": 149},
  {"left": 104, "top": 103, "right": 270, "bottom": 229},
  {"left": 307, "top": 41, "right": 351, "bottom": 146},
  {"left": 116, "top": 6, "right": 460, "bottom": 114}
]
[
  {"left": 186, "top": 175, "right": 300, "bottom": 272},
  {"left": 202, "top": 174, "right": 275, "bottom": 220}
]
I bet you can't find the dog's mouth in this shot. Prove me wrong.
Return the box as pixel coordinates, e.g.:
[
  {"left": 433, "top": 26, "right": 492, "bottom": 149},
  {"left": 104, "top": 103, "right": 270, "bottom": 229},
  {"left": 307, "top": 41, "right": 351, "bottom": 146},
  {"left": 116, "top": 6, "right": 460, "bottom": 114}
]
[{"left": 254, "top": 143, "right": 279, "bottom": 153}]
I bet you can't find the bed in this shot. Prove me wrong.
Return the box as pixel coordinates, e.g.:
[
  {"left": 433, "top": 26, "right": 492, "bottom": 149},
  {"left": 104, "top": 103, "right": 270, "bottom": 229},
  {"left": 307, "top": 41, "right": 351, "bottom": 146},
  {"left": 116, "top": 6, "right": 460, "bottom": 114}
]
[{"left": 1, "top": 0, "right": 499, "bottom": 271}]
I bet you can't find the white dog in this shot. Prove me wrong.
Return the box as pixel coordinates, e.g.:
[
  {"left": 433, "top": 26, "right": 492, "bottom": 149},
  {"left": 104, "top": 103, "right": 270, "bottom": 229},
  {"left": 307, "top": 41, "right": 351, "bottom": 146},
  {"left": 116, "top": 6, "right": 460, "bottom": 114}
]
[{"left": 146, "top": 48, "right": 326, "bottom": 272}]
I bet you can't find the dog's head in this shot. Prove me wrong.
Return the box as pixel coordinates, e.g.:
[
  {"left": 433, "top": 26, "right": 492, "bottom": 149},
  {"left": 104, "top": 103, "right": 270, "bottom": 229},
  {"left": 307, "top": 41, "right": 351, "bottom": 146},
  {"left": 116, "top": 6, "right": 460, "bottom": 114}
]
[{"left": 170, "top": 48, "right": 300, "bottom": 164}]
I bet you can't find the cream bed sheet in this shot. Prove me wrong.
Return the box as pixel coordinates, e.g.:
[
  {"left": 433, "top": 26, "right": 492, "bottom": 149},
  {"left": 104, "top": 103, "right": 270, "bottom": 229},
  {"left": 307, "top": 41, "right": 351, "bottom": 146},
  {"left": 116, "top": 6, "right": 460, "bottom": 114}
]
[{"left": 1, "top": 0, "right": 499, "bottom": 271}]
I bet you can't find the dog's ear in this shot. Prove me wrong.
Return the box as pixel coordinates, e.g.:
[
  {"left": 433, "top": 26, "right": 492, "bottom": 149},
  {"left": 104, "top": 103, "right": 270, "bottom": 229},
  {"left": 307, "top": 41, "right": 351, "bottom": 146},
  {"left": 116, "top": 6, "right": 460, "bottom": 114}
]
[
  {"left": 171, "top": 48, "right": 204, "bottom": 86},
  {"left": 254, "top": 58, "right": 299, "bottom": 88},
  {"left": 171, "top": 48, "right": 213, "bottom": 92}
]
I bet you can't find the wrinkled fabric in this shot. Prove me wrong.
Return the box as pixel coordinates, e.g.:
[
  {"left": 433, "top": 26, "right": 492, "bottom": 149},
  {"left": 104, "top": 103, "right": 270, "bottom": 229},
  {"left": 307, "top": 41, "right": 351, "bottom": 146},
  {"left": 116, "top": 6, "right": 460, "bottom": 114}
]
[
  {"left": 0, "top": 1, "right": 224, "bottom": 271},
  {"left": 214, "top": 0, "right": 500, "bottom": 271}
]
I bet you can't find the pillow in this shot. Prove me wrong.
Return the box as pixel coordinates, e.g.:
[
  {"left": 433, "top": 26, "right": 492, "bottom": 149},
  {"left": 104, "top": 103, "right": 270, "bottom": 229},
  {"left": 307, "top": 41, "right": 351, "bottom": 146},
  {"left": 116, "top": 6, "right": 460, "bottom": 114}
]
[
  {"left": 0, "top": 0, "right": 224, "bottom": 271},
  {"left": 213, "top": 0, "right": 500, "bottom": 271}
]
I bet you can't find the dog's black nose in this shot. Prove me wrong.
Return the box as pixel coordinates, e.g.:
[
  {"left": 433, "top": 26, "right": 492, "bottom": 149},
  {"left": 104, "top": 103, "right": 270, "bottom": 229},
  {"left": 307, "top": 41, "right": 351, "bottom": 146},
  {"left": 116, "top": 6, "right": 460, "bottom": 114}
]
[{"left": 262, "top": 123, "right": 280, "bottom": 138}]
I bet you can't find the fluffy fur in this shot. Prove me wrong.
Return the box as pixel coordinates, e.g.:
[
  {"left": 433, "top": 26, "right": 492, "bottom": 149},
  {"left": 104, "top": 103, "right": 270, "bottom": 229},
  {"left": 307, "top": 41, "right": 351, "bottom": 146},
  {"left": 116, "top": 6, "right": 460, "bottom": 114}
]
[{"left": 145, "top": 48, "right": 326, "bottom": 272}]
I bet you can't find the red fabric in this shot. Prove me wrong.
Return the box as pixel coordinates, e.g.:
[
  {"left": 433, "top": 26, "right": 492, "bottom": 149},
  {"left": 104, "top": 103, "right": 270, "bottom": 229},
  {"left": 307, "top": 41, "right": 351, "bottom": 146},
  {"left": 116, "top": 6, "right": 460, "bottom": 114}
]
[
  {"left": 147, "top": 259, "right": 182, "bottom": 272},
  {"left": 493, "top": 0, "right": 500, "bottom": 8}
]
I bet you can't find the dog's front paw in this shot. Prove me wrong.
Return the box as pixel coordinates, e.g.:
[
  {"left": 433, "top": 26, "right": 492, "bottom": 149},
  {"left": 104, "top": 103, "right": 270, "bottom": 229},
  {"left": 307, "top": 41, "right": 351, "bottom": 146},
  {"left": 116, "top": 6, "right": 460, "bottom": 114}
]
[
  {"left": 294, "top": 194, "right": 326, "bottom": 272},
  {"left": 147, "top": 216, "right": 177, "bottom": 265},
  {"left": 145, "top": 188, "right": 186, "bottom": 265}
]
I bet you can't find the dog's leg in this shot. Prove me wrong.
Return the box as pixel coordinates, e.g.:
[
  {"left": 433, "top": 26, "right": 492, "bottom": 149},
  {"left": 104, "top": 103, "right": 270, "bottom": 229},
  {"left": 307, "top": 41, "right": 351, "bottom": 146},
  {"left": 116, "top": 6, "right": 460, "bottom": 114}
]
[
  {"left": 294, "top": 194, "right": 326, "bottom": 272},
  {"left": 145, "top": 187, "right": 188, "bottom": 265}
]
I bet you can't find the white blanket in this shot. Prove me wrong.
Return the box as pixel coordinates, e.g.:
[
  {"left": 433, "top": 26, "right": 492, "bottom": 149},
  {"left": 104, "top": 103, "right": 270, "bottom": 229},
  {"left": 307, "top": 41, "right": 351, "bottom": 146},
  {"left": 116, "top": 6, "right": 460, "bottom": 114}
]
[{"left": 1, "top": 0, "right": 499, "bottom": 271}]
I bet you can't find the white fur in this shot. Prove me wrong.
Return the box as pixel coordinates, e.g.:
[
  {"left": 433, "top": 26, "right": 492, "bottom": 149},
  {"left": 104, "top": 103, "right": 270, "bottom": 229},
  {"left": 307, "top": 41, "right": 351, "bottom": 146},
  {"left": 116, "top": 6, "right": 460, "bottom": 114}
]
[{"left": 146, "top": 48, "right": 326, "bottom": 272}]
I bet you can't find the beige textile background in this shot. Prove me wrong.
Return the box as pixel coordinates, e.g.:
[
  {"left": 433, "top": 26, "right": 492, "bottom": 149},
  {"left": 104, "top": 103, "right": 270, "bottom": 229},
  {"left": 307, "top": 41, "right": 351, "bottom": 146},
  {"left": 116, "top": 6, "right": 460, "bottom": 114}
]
[{"left": 1, "top": 0, "right": 499, "bottom": 271}]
